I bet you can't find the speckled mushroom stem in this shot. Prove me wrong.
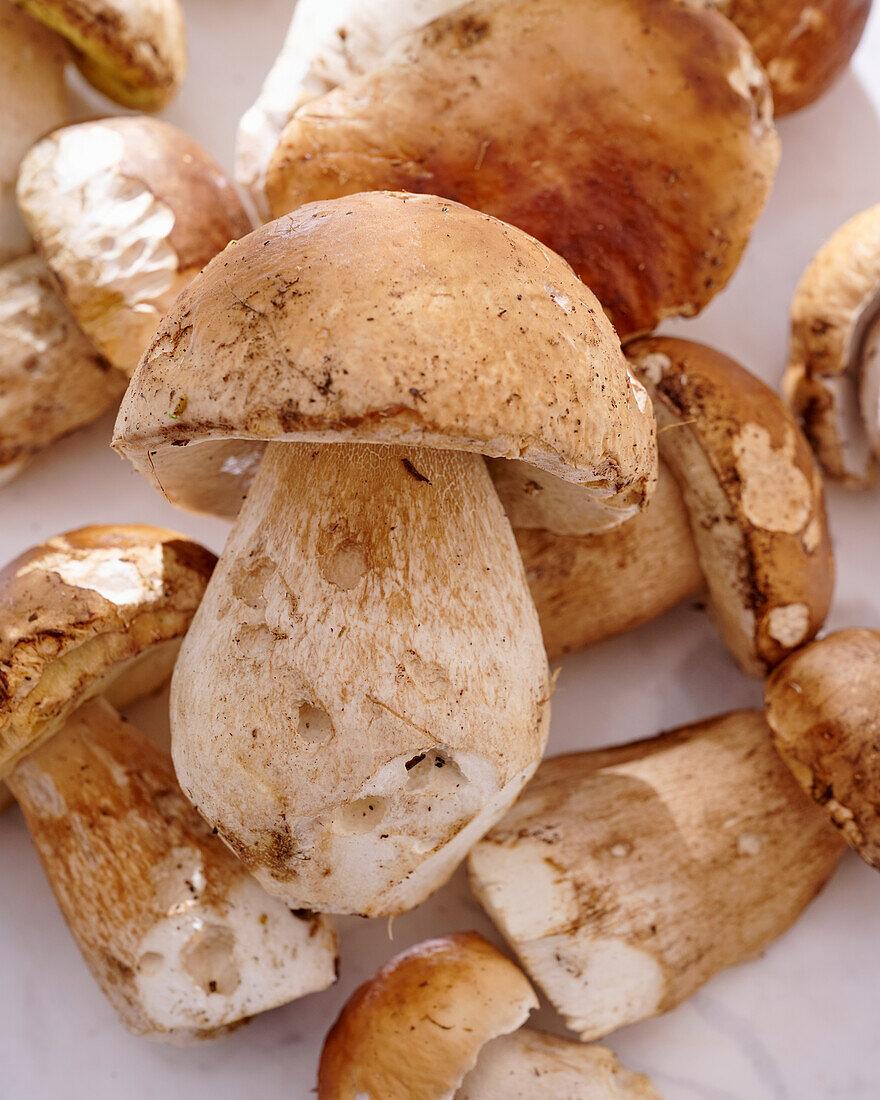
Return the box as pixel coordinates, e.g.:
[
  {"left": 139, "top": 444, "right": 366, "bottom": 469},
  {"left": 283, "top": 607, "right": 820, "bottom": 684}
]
[
  {"left": 171, "top": 441, "right": 551, "bottom": 917},
  {"left": 7, "top": 696, "right": 336, "bottom": 1041}
]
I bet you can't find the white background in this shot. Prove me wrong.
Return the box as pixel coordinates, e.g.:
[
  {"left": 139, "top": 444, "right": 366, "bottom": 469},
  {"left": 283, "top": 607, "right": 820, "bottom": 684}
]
[{"left": 2, "top": 2, "right": 879, "bottom": 1097}]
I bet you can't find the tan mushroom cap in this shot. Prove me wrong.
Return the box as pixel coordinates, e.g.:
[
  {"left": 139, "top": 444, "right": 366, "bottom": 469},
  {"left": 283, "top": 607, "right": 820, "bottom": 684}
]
[
  {"left": 0, "top": 254, "right": 124, "bottom": 485},
  {"left": 469, "top": 710, "right": 845, "bottom": 1041},
  {"left": 113, "top": 191, "right": 657, "bottom": 521},
  {"left": 318, "top": 932, "right": 538, "bottom": 1100},
  {"left": 266, "top": 0, "right": 779, "bottom": 338},
  {"left": 12, "top": 0, "right": 187, "bottom": 110},
  {"left": 765, "top": 628, "right": 880, "bottom": 869},
  {"left": 784, "top": 204, "right": 880, "bottom": 485},
  {"left": 629, "top": 337, "right": 833, "bottom": 676},
  {"left": 0, "top": 0, "right": 68, "bottom": 263},
  {"left": 0, "top": 524, "right": 215, "bottom": 779},
  {"left": 703, "top": 0, "right": 872, "bottom": 115},
  {"left": 17, "top": 117, "right": 252, "bottom": 377}
]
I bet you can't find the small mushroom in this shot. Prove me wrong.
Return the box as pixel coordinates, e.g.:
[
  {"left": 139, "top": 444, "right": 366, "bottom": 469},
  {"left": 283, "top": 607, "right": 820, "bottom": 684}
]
[
  {"left": 0, "top": 526, "right": 337, "bottom": 1039},
  {"left": 264, "top": 0, "right": 780, "bottom": 337},
  {"left": 318, "top": 932, "right": 660, "bottom": 1099},
  {"left": 765, "top": 628, "right": 880, "bottom": 869},
  {"left": 701, "top": 0, "right": 873, "bottom": 115},
  {"left": 112, "top": 191, "right": 657, "bottom": 916},
  {"left": 11, "top": 0, "right": 187, "bottom": 110},
  {"left": 0, "top": 0, "right": 68, "bottom": 263},
  {"left": 784, "top": 204, "right": 880, "bottom": 486},
  {"left": 469, "top": 709, "right": 845, "bottom": 1041},
  {"left": 0, "top": 254, "right": 124, "bottom": 485},
  {"left": 629, "top": 337, "right": 833, "bottom": 676}
]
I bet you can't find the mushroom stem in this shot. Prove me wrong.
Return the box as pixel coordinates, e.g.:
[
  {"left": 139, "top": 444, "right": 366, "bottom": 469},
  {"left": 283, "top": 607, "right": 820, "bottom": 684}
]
[
  {"left": 858, "top": 305, "right": 880, "bottom": 457},
  {"left": 7, "top": 696, "right": 336, "bottom": 1040},
  {"left": 172, "top": 441, "right": 551, "bottom": 916}
]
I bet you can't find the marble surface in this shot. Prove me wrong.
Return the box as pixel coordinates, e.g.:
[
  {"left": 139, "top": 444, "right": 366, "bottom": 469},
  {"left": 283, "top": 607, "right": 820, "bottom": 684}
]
[{"left": 2, "top": 2, "right": 880, "bottom": 1097}]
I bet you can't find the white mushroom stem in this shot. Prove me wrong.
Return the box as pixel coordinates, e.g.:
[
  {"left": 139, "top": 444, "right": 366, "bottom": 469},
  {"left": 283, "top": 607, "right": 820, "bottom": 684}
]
[
  {"left": 858, "top": 305, "right": 880, "bottom": 457},
  {"left": 172, "top": 441, "right": 550, "bottom": 917},
  {"left": 7, "top": 696, "right": 336, "bottom": 1040}
]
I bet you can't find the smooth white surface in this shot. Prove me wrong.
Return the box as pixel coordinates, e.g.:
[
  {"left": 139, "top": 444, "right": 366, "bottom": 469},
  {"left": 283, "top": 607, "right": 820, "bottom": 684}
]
[{"left": 1, "top": 3, "right": 879, "bottom": 1097}]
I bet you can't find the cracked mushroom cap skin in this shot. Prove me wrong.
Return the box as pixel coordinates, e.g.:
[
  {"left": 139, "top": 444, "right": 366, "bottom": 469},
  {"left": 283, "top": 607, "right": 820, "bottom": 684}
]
[
  {"left": 468, "top": 710, "right": 845, "bottom": 1042},
  {"left": 703, "top": 0, "right": 873, "bottom": 115},
  {"left": 318, "top": 932, "right": 538, "bottom": 1100},
  {"left": 765, "top": 629, "right": 880, "bottom": 870},
  {"left": 113, "top": 192, "right": 656, "bottom": 916},
  {"left": 265, "top": 0, "right": 780, "bottom": 338},
  {"left": 0, "top": 0, "right": 68, "bottom": 263},
  {"left": 784, "top": 204, "right": 880, "bottom": 486},
  {"left": 17, "top": 116, "right": 252, "bottom": 378},
  {"left": 628, "top": 337, "right": 833, "bottom": 677},
  {"left": 0, "top": 254, "right": 125, "bottom": 487},
  {"left": 11, "top": 0, "right": 187, "bottom": 110}
]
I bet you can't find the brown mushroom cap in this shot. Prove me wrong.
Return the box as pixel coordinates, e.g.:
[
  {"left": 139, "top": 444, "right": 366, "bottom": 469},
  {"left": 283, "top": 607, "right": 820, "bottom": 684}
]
[
  {"left": 17, "top": 117, "right": 252, "bottom": 377},
  {"left": 628, "top": 336, "right": 833, "bottom": 676},
  {"left": 318, "top": 932, "right": 538, "bottom": 1100},
  {"left": 765, "top": 628, "right": 880, "bottom": 869},
  {"left": 113, "top": 191, "right": 657, "bottom": 522},
  {"left": 11, "top": 0, "right": 187, "bottom": 110},
  {"left": 265, "top": 0, "right": 779, "bottom": 337},
  {"left": 784, "top": 204, "right": 880, "bottom": 485},
  {"left": 0, "top": 254, "right": 124, "bottom": 484},
  {"left": 0, "top": 524, "right": 215, "bottom": 778},
  {"left": 702, "top": 0, "right": 872, "bottom": 115}
]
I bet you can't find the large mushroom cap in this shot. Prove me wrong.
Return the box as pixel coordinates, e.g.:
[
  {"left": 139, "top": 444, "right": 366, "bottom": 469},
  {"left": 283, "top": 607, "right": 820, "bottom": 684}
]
[
  {"left": 113, "top": 191, "right": 657, "bottom": 522},
  {"left": 17, "top": 117, "right": 252, "bottom": 377},
  {"left": 318, "top": 932, "right": 538, "bottom": 1099},
  {"left": 784, "top": 203, "right": 880, "bottom": 486},
  {"left": 265, "top": 0, "right": 779, "bottom": 337},
  {"left": 12, "top": 0, "right": 187, "bottom": 110},
  {"left": 0, "top": 524, "right": 215, "bottom": 778}
]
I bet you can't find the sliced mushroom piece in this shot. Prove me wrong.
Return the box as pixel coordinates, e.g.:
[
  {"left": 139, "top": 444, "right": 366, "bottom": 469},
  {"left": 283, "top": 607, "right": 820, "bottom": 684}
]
[
  {"left": 17, "top": 116, "right": 252, "bottom": 378},
  {"left": 0, "top": 254, "right": 124, "bottom": 484},
  {"left": 765, "top": 628, "right": 880, "bottom": 869},
  {"left": 113, "top": 191, "right": 657, "bottom": 916},
  {"left": 629, "top": 337, "right": 833, "bottom": 676},
  {"left": 784, "top": 204, "right": 880, "bottom": 486},
  {"left": 0, "top": 526, "right": 337, "bottom": 1039},
  {"left": 11, "top": 0, "right": 187, "bottom": 110},
  {"left": 0, "top": 0, "right": 68, "bottom": 263},
  {"left": 265, "top": 0, "right": 779, "bottom": 338},
  {"left": 469, "top": 710, "right": 845, "bottom": 1041}
]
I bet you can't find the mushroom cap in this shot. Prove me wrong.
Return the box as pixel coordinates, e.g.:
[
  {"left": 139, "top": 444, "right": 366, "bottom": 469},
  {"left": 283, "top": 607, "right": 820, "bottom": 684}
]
[
  {"left": 765, "top": 628, "right": 880, "bottom": 869},
  {"left": 702, "top": 0, "right": 872, "bottom": 115},
  {"left": 265, "top": 0, "right": 779, "bottom": 338},
  {"left": 113, "top": 191, "right": 657, "bottom": 522},
  {"left": 0, "top": 525, "right": 216, "bottom": 778},
  {"left": 784, "top": 203, "right": 880, "bottom": 485},
  {"left": 457, "top": 1029, "right": 662, "bottom": 1099},
  {"left": 628, "top": 337, "right": 833, "bottom": 676},
  {"left": 12, "top": 0, "right": 187, "bottom": 110},
  {"left": 0, "top": 254, "right": 125, "bottom": 483},
  {"left": 318, "top": 932, "right": 538, "bottom": 1100},
  {"left": 0, "top": 0, "right": 69, "bottom": 263},
  {"left": 17, "top": 116, "right": 252, "bottom": 377}
]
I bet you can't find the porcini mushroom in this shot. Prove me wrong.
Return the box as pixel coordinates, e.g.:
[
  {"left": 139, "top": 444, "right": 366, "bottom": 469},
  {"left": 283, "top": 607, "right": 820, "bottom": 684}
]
[
  {"left": 469, "top": 709, "right": 845, "bottom": 1041},
  {"left": 10, "top": 0, "right": 187, "bottom": 110},
  {"left": 318, "top": 932, "right": 660, "bottom": 1099},
  {"left": 0, "top": 0, "right": 68, "bottom": 263},
  {"left": 112, "top": 191, "right": 657, "bottom": 916},
  {"left": 783, "top": 204, "right": 880, "bottom": 486},
  {"left": 628, "top": 337, "right": 833, "bottom": 676},
  {"left": 264, "top": 0, "right": 779, "bottom": 337},
  {"left": 0, "top": 526, "right": 337, "bottom": 1039},
  {"left": 765, "top": 628, "right": 880, "bottom": 869}
]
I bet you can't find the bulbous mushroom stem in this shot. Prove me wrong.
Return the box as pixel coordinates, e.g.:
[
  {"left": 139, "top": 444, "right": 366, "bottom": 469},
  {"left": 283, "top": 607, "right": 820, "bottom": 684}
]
[
  {"left": 7, "top": 696, "right": 336, "bottom": 1040},
  {"left": 172, "top": 441, "right": 551, "bottom": 917}
]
